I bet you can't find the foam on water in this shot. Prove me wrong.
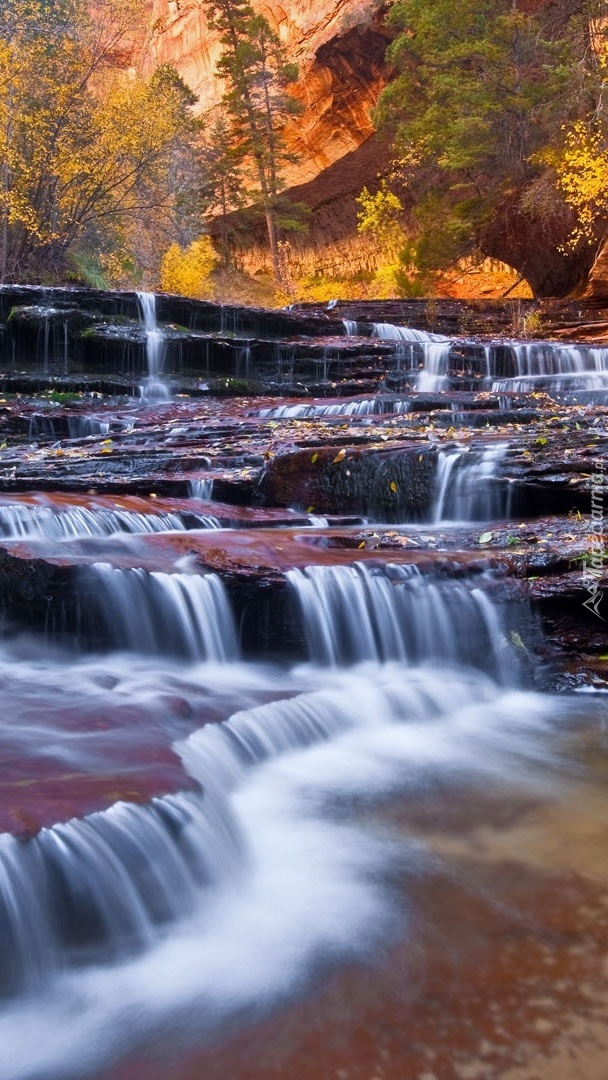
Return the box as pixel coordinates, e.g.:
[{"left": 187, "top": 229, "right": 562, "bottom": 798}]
[{"left": 0, "top": 654, "right": 578, "bottom": 1080}]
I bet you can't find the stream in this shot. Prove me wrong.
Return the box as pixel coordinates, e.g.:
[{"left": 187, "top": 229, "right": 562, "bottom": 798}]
[{"left": 0, "top": 289, "right": 606, "bottom": 1079}]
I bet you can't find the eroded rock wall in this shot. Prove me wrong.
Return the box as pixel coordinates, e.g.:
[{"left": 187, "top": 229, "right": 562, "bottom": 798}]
[{"left": 146, "top": 0, "right": 393, "bottom": 275}]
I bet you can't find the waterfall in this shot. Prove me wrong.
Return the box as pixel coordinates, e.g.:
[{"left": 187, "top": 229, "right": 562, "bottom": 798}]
[
  {"left": 0, "top": 788, "right": 245, "bottom": 994},
  {"left": 287, "top": 562, "right": 529, "bottom": 682},
  {"left": 84, "top": 566, "right": 239, "bottom": 660},
  {"left": 431, "top": 443, "right": 512, "bottom": 522},
  {"left": 257, "top": 396, "right": 412, "bottom": 420},
  {"left": 511, "top": 341, "right": 608, "bottom": 378},
  {"left": 0, "top": 649, "right": 561, "bottom": 1068},
  {"left": 189, "top": 477, "right": 214, "bottom": 500},
  {"left": 363, "top": 326, "right": 608, "bottom": 395},
  {"left": 27, "top": 413, "right": 58, "bottom": 440},
  {"left": 0, "top": 502, "right": 220, "bottom": 540},
  {"left": 372, "top": 323, "right": 448, "bottom": 344},
  {"left": 137, "top": 291, "right": 170, "bottom": 401},
  {"left": 66, "top": 416, "right": 111, "bottom": 438},
  {"left": 371, "top": 323, "right": 452, "bottom": 389}
]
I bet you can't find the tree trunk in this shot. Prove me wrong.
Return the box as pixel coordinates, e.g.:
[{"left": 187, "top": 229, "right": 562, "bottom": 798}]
[{"left": 264, "top": 206, "right": 283, "bottom": 287}]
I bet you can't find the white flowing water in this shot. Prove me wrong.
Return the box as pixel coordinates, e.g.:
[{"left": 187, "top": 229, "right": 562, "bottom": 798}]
[
  {"left": 431, "top": 442, "right": 512, "bottom": 522},
  {"left": 84, "top": 565, "right": 239, "bottom": 660},
  {"left": 0, "top": 531, "right": 603, "bottom": 1077},
  {"left": 257, "top": 397, "right": 412, "bottom": 420},
  {"left": 349, "top": 320, "right": 608, "bottom": 396},
  {"left": 371, "top": 323, "right": 452, "bottom": 390},
  {"left": 0, "top": 307, "right": 600, "bottom": 1077},
  {"left": 287, "top": 563, "right": 527, "bottom": 683},
  {"left": 28, "top": 414, "right": 114, "bottom": 441},
  {"left": 137, "top": 291, "right": 170, "bottom": 402},
  {"left": 189, "top": 477, "right": 214, "bottom": 500},
  {"left": 0, "top": 502, "right": 220, "bottom": 540}
]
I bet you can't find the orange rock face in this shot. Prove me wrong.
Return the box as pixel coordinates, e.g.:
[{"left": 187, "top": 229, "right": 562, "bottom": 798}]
[{"left": 148, "top": 0, "right": 391, "bottom": 189}]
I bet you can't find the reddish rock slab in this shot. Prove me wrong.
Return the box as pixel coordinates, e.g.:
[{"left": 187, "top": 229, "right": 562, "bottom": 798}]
[
  {"left": 0, "top": 490, "right": 338, "bottom": 529},
  {"left": 0, "top": 657, "right": 299, "bottom": 838},
  {"left": 0, "top": 526, "right": 503, "bottom": 580},
  {"left": 0, "top": 697, "right": 194, "bottom": 837}
]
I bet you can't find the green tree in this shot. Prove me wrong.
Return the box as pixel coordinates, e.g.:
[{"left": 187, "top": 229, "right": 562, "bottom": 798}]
[
  {"left": 374, "top": 0, "right": 605, "bottom": 296},
  {"left": 202, "top": 0, "right": 302, "bottom": 286},
  {"left": 199, "top": 114, "right": 246, "bottom": 269}
]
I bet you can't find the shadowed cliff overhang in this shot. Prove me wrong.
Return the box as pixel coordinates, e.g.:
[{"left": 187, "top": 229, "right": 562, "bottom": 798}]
[{"left": 149, "top": 0, "right": 395, "bottom": 191}]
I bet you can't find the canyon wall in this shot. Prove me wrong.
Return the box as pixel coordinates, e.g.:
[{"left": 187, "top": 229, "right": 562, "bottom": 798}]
[{"left": 146, "top": 0, "right": 395, "bottom": 278}]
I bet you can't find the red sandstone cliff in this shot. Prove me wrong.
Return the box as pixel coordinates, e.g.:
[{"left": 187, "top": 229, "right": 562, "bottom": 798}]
[{"left": 146, "top": 0, "right": 394, "bottom": 277}]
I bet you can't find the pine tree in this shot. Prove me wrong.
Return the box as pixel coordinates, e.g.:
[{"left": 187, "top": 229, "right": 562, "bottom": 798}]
[
  {"left": 200, "top": 115, "right": 246, "bottom": 269},
  {"left": 203, "top": 0, "right": 301, "bottom": 286}
]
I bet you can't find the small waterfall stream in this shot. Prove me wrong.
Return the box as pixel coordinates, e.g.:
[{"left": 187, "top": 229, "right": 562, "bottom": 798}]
[
  {"left": 287, "top": 563, "right": 527, "bottom": 682},
  {"left": 257, "top": 396, "right": 412, "bottom": 420},
  {"left": 84, "top": 566, "right": 239, "bottom": 660},
  {"left": 137, "top": 291, "right": 170, "bottom": 401},
  {"left": 342, "top": 319, "right": 608, "bottom": 395},
  {"left": 0, "top": 501, "right": 220, "bottom": 540},
  {"left": 189, "top": 477, "right": 214, "bottom": 500},
  {"left": 431, "top": 443, "right": 512, "bottom": 522}
]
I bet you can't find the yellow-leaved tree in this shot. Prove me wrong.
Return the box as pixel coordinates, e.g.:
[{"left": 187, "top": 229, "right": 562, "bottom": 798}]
[
  {"left": 552, "top": 121, "right": 608, "bottom": 250},
  {"left": 0, "top": 0, "right": 200, "bottom": 282},
  {"left": 159, "top": 237, "right": 219, "bottom": 298}
]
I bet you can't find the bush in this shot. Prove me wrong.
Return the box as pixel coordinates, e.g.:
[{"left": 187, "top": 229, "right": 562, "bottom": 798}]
[{"left": 160, "top": 237, "right": 219, "bottom": 298}]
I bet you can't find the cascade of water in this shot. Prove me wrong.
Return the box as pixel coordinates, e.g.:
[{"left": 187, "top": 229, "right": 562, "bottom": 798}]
[
  {"left": 367, "top": 326, "right": 608, "bottom": 393},
  {"left": 137, "top": 291, "right": 170, "bottom": 401},
  {"left": 431, "top": 443, "right": 512, "bottom": 522},
  {"left": 372, "top": 323, "right": 448, "bottom": 344},
  {"left": 287, "top": 562, "right": 528, "bottom": 682},
  {"left": 342, "top": 319, "right": 359, "bottom": 335},
  {"left": 0, "top": 786, "right": 245, "bottom": 994},
  {"left": 0, "top": 502, "right": 220, "bottom": 540},
  {"left": 42, "top": 313, "right": 50, "bottom": 373},
  {"left": 274, "top": 342, "right": 296, "bottom": 384},
  {"left": 84, "top": 566, "right": 239, "bottom": 660},
  {"left": 189, "top": 478, "right": 214, "bottom": 500},
  {"left": 66, "top": 416, "right": 111, "bottom": 438},
  {"left": 257, "top": 397, "right": 412, "bottom": 420},
  {"left": 415, "top": 341, "right": 455, "bottom": 390},
  {"left": 0, "top": 652, "right": 557, "bottom": 1040},
  {"left": 486, "top": 341, "right": 608, "bottom": 396},
  {"left": 27, "top": 413, "right": 57, "bottom": 440},
  {"left": 371, "top": 323, "right": 452, "bottom": 389},
  {"left": 511, "top": 341, "right": 608, "bottom": 377},
  {"left": 235, "top": 342, "right": 252, "bottom": 377}
]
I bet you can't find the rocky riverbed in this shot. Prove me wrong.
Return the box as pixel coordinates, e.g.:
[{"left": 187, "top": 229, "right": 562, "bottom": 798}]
[{"left": 0, "top": 287, "right": 607, "bottom": 1080}]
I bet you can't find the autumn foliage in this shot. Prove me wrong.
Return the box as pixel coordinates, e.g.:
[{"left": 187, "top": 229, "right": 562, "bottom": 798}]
[{"left": 0, "top": 0, "right": 198, "bottom": 283}]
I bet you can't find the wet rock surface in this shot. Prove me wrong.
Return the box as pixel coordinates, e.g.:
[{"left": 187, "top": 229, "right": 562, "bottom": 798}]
[
  {"left": 2, "top": 292, "right": 608, "bottom": 1080},
  {"left": 0, "top": 292, "right": 607, "bottom": 821}
]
